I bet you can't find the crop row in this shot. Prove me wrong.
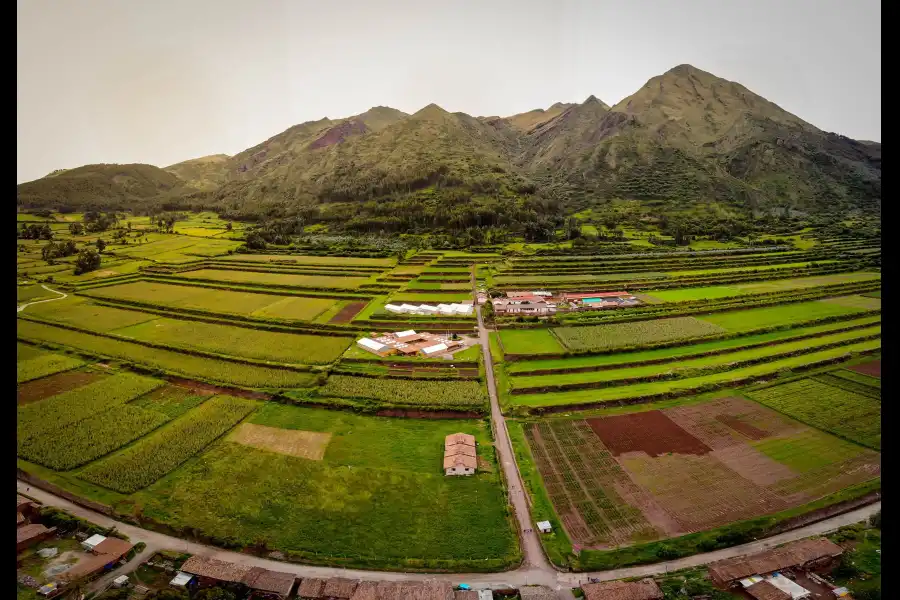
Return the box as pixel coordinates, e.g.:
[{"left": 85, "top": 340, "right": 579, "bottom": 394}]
[
  {"left": 319, "top": 374, "right": 488, "bottom": 409},
  {"left": 17, "top": 372, "right": 163, "bottom": 442},
  {"left": 18, "top": 404, "right": 169, "bottom": 470},
  {"left": 17, "top": 350, "right": 85, "bottom": 384},
  {"left": 16, "top": 320, "right": 317, "bottom": 389},
  {"left": 499, "top": 252, "right": 818, "bottom": 274},
  {"left": 79, "top": 395, "right": 259, "bottom": 493}
]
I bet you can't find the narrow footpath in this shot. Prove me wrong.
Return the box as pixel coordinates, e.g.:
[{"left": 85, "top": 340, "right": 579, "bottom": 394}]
[{"left": 17, "top": 284, "right": 67, "bottom": 312}]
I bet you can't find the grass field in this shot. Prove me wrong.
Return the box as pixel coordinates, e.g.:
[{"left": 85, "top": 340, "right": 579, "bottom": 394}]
[
  {"left": 389, "top": 292, "right": 474, "bottom": 303},
  {"left": 216, "top": 254, "right": 394, "bottom": 267},
  {"left": 698, "top": 298, "right": 875, "bottom": 332},
  {"left": 643, "top": 273, "right": 881, "bottom": 302},
  {"left": 507, "top": 316, "right": 881, "bottom": 373},
  {"left": 25, "top": 296, "right": 159, "bottom": 331},
  {"left": 17, "top": 320, "right": 317, "bottom": 388},
  {"left": 498, "top": 329, "right": 566, "bottom": 354},
  {"left": 85, "top": 281, "right": 340, "bottom": 320},
  {"left": 748, "top": 379, "right": 881, "bottom": 449},
  {"left": 510, "top": 327, "right": 880, "bottom": 390},
  {"left": 112, "top": 318, "right": 352, "bottom": 364},
  {"left": 174, "top": 268, "right": 371, "bottom": 289},
  {"left": 320, "top": 375, "right": 488, "bottom": 409},
  {"left": 510, "top": 338, "right": 881, "bottom": 408},
  {"left": 16, "top": 344, "right": 85, "bottom": 384},
  {"left": 123, "top": 404, "right": 517, "bottom": 569}
]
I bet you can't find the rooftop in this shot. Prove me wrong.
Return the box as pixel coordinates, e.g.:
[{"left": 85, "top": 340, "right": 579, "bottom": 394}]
[
  {"left": 323, "top": 577, "right": 359, "bottom": 598},
  {"left": 746, "top": 580, "right": 792, "bottom": 600},
  {"left": 708, "top": 538, "right": 843, "bottom": 584},
  {"left": 581, "top": 578, "right": 664, "bottom": 600},
  {"left": 180, "top": 555, "right": 252, "bottom": 583},
  {"left": 242, "top": 566, "right": 296, "bottom": 596}
]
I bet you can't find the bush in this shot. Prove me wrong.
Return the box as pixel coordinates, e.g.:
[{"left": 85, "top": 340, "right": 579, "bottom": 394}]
[{"left": 869, "top": 510, "right": 881, "bottom": 529}]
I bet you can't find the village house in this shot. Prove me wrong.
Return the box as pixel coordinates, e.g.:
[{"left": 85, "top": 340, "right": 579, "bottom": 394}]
[
  {"left": 58, "top": 536, "right": 135, "bottom": 583},
  {"left": 491, "top": 296, "right": 556, "bottom": 315},
  {"left": 444, "top": 433, "right": 477, "bottom": 476},
  {"left": 180, "top": 556, "right": 296, "bottom": 600},
  {"left": 581, "top": 578, "right": 663, "bottom": 600},
  {"left": 709, "top": 538, "right": 843, "bottom": 593}
]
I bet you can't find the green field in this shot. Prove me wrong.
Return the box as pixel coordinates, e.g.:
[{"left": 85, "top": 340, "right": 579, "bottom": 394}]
[
  {"left": 507, "top": 316, "right": 881, "bottom": 373},
  {"left": 16, "top": 344, "right": 85, "bottom": 383},
  {"left": 510, "top": 338, "right": 881, "bottom": 408},
  {"left": 25, "top": 296, "right": 159, "bottom": 331},
  {"left": 642, "top": 272, "right": 881, "bottom": 302},
  {"left": 17, "top": 320, "right": 316, "bottom": 388},
  {"left": 174, "top": 268, "right": 371, "bottom": 289},
  {"left": 216, "top": 254, "right": 394, "bottom": 267},
  {"left": 553, "top": 317, "right": 725, "bottom": 351},
  {"left": 510, "top": 327, "right": 880, "bottom": 390},
  {"left": 698, "top": 298, "right": 875, "bottom": 332},
  {"left": 498, "top": 329, "right": 566, "bottom": 354},
  {"left": 320, "top": 375, "right": 488, "bottom": 409},
  {"left": 85, "top": 281, "right": 340, "bottom": 320},
  {"left": 749, "top": 378, "right": 881, "bottom": 449},
  {"left": 389, "top": 292, "right": 474, "bottom": 302},
  {"left": 112, "top": 318, "right": 352, "bottom": 364}
]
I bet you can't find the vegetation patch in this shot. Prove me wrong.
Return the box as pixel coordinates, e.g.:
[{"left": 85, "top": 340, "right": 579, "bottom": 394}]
[
  {"left": 17, "top": 369, "right": 107, "bottom": 405},
  {"left": 553, "top": 317, "right": 725, "bottom": 351},
  {"left": 320, "top": 374, "right": 488, "bottom": 409},
  {"left": 699, "top": 298, "right": 871, "bottom": 332},
  {"left": 498, "top": 329, "right": 566, "bottom": 354},
  {"left": 229, "top": 423, "right": 332, "bottom": 460}
]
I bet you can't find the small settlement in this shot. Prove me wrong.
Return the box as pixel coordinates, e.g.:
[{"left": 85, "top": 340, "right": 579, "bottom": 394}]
[
  {"left": 492, "top": 290, "right": 639, "bottom": 316},
  {"left": 444, "top": 433, "right": 477, "bottom": 476},
  {"left": 708, "top": 537, "right": 845, "bottom": 600},
  {"left": 356, "top": 330, "right": 466, "bottom": 358},
  {"left": 17, "top": 494, "right": 136, "bottom": 598}
]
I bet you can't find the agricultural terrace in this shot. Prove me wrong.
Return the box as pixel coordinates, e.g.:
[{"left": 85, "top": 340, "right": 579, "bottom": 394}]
[
  {"left": 642, "top": 272, "right": 881, "bottom": 302},
  {"left": 16, "top": 369, "right": 517, "bottom": 571},
  {"left": 169, "top": 268, "right": 373, "bottom": 289},
  {"left": 514, "top": 395, "right": 879, "bottom": 554}
]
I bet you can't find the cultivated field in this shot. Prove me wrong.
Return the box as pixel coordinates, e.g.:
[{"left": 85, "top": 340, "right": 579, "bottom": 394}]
[{"left": 520, "top": 396, "right": 880, "bottom": 549}]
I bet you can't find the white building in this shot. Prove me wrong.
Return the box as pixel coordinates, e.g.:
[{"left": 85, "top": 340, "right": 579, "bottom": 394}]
[
  {"left": 81, "top": 534, "right": 106, "bottom": 552},
  {"left": 537, "top": 521, "right": 553, "bottom": 533},
  {"left": 357, "top": 337, "right": 391, "bottom": 356},
  {"left": 422, "top": 343, "right": 449, "bottom": 356}
]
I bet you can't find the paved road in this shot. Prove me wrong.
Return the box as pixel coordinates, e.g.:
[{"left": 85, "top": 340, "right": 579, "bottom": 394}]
[
  {"left": 471, "top": 269, "right": 551, "bottom": 573},
  {"left": 16, "top": 482, "right": 879, "bottom": 593},
  {"left": 17, "top": 284, "right": 67, "bottom": 312}
]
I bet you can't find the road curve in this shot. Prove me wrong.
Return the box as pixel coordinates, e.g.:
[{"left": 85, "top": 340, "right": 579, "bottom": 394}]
[
  {"left": 16, "top": 481, "right": 878, "bottom": 591},
  {"left": 17, "top": 284, "right": 68, "bottom": 312}
]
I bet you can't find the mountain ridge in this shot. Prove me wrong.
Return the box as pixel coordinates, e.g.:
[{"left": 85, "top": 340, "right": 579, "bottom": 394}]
[{"left": 18, "top": 63, "right": 881, "bottom": 222}]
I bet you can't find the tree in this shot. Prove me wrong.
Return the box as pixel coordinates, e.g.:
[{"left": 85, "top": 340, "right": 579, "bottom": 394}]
[
  {"left": 245, "top": 232, "right": 267, "bottom": 250},
  {"left": 96, "top": 239, "right": 107, "bottom": 253},
  {"left": 193, "top": 588, "right": 236, "bottom": 600},
  {"left": 68, "top": 222, "right": 84, "bottom": 235},
  {"left": 146, "top": 590, "right": 189, "bottom": 600},
  {"left": 225, "top": 222, "right": 233, "bottom": 231},
  {"left": 74, "top": 249, "right": 101, "bottom": 275}
]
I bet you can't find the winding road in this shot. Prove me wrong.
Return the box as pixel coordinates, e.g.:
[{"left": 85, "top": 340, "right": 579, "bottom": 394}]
[
  {"left": 17, "top": 284, "right": 67, "bottom": 312},
  {"left": 15, "top": 273, "right": 880, "bottom": 596}
]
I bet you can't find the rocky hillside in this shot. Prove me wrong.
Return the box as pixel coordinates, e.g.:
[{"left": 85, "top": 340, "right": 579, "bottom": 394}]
[{"left": 18, "top": 64, "right": 880, "bottom": 218}]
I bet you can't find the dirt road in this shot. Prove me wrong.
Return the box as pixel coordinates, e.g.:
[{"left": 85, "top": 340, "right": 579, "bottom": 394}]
[{"left": 17, "top": 284, "right": 67, "bottom": 312}]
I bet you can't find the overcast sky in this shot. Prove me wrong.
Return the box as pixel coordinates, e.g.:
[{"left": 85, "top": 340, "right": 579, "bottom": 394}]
[{"left": 17, "top": 0, "right": 880, "bottom": 183}]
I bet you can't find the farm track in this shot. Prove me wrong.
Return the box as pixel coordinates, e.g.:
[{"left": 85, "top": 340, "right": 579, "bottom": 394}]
[
  {"left": 15, "top": 480, "right": 880, "bottom": 590},
  {"left": 17, "top": 284, "right": 67, "bottom": 312}
]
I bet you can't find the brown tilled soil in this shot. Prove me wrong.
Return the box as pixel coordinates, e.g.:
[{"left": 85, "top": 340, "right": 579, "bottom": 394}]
[
  {"left": 716, "top": 415, "right": 769, "bottom": 440},
  {"left": 17, "top": 370, "right": 106, "bottom": 405},
  {"left": 848, "top": 359, "right": 881, "bottom": 378},
  {"left": 588, "top": 410, "right": 711, "bottom": 457},
  {"left": 230, "top": 423, "right": 332, "bottom": 460},
  {"left": 328, "top": 301, "right": 367, "bottom": 324}
]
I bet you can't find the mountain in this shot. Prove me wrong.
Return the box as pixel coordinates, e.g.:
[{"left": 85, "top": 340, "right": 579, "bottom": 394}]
[
  {"left": 17, "top": 163, "right": 187, "bottom": 210},
  {"left": 17, "top": 64, "right": 880, "bottom": 221},
  {"left": 165, "top": 154, "right": 231, "bottom": 191}
]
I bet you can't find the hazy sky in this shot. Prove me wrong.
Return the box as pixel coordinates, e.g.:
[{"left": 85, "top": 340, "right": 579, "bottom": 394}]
[{"left": 17, "top": 0, "right": 880, "bottom": 183}]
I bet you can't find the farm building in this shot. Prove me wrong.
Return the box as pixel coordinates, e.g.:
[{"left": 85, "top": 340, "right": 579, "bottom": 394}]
[
  {"left": 297, "top": 577, "right": 326, "bottom": 598},
  {"left": 492, "top": 297, "right": 556, "bottom": 315},
  {"left": 170, "top": 572, "right": 194, "bottom": 588},
  {"left": 385, "top": 303, "right": 473, "bottom": 316},
  {"left": 422, "top": 343, "right": 449, "bottom": 357},
  {"left": 357, "top": 338, "right": 393, "bottom": 356},
  {"left": 180, "top": 555, "right": 296, "bottom": 599},
  {"left": 745, "top": 578, "right": 801, "bottom": 600},
  {"left": 17, "top": 495, "right": 36, "bottom": 520},
  {"left": 323, "top": 577, "right": 359, "bottom": 598},
  {"left": 82, "top": 534, "right": 107, "bottom": 551},
  {"left": 444, "top": 433, "right": 477, "bottom": 476},
  {"left": 57, "top": 536, "right": 135, "bottom": 583},
  {"left": 581, "top": 578, "right": 663, "bottom": 600},
  {"left": 708, "top": 538, "right": 843, "bottom": 588},
  {"left": 562, "top": 291, "right": 640, "bottom": 309},
  {"left": 507, "top": 291, "right": 552, "bottom": 298},
  {"left": 536, "top": 521, "right": 552, "bottom": 534},
  {"left": 16, "top": 523, "right": 56, "bottom": 554}
]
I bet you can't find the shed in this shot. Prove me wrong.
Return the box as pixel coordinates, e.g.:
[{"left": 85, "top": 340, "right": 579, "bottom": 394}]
[
  {"left": 17, "top": 523, "right": 55, "bottom": 553},
  {"left": 422, "top": 343, "right": 449, "bottom": 356},
  {"left": 82, "top": 534, "right": 107, "bottom": 552},
  {"left": 418, "top": 305, "right": 439, "bottom": 314},
  {"left": 581, "top": 578, "right": 663, "bottom": 600},
  {"left": 242, "top": 566, "right": 296, "bottom": 599},
  {"left": 357, "top": 338, "right": 390, "bottom": 355},
  {"left": 170, "top": 572, "right": 194, "bottom": 588},
  {"left": 536, "top": 521, "right": 552, "bottom": 534},
  {"left": 384, "top": 304, "right": 404, "bottom": 313},
  {"left": 399, "top": 305, "right": 421, "bottom": 314},
  {"left": 91, "top": 536, "right": 134, "bottom": 559},
  {"left": 746, "top": 580, "right": 792, "bottom": 600},
  {"left": 437, "top": 304, "right": 454, "bottom": 314},
  {"left": 180, "top": 555, "right": 252, "bottom": 584},
  {"left": 763, "top": 574, "right": 812, "bottom": 600},
  {"left": 297, "top": 577, "right": 327, "bottom": 598},
  {"left": 708, "top": 538, "right": 844, "bottom": 586},
  {"left": 113, "top": 575, "right": 130, "bottom": 588}
]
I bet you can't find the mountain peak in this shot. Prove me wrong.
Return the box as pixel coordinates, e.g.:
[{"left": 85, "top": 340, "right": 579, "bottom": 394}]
[
  {"left": 665, "top": 63, "right": 703, "bottom": 76},
  {"left": 411, "top": 103, "right": 451, "bottom": 120},
  {"left": 582, "top": 95, "right": 610, "bottom": 110}
]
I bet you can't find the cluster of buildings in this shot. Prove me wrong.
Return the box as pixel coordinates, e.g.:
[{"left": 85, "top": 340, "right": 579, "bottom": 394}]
[
  {"left": 175, "top": 555, "right": 297, "bottom": 600},
  {"left": 580, "top": 578, "right": 663, "bottom": 600},
  {"left": 444, "top": 433, "right": 477, "bottom": 476},
  {"left": 357, "top": 330, "right": 465, "bottom": 358},
  {"left": 708, "top": 537, "right": 847, "bottom": 600},
  {"left": 385, "top": 302, "right": 474, "bottom": 316},
  {"left": 491, "top": 290, "right": 640, "bottom": 316}
]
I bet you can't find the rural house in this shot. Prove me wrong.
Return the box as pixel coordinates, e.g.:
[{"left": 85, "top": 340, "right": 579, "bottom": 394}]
[
  {"left": 16, "top": 523, "right": 56, "bottom": 554},
  {"left": 708, "top": 537, "right": 843, "bottom": 588},
  {"left": 242, "top": 566, "right": 297, "bottom": 600},
  {"left": 581, "top": 578, "right": 663, "bottom": 600},
  {"left": 297, "top": 577, "right": 327, "bottom": 598},
  {"left": 180, "top": 555, "right": 296, "bottom": 599},
  {"left": 518, "top": 585, "right": 558, "bottom": 600},
  {"left": 322, "top": 577, "right": 359, "bottom": 598},
  {"left": 444, "top": 433, "right": 477, "bottom": 476},
  {"left": 58, "top": 536, "right": 135, "bottom": 583},
  {"left": 491, "top": 297, "right": 556, "bottom": 315}
]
